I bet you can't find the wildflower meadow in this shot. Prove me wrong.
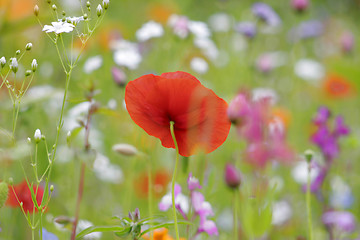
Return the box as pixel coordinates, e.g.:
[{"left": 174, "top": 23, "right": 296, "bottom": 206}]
[{"left": 0, "top": 0, "right": 359, "bottom": 239}]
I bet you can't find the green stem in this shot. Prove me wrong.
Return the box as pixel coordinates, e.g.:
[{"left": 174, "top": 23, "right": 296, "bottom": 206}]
[
  {"left": 234, "top": 190, "right": 238, "bottom": 240},
  {"left": 306, "top": 163, "right": 313, "bottom": 240},
  {"left": 147, "top": 161, "right": 153, "bottom": 239},
  {"left": 170, "top": 121, "right": 180, "bottom": 240}
]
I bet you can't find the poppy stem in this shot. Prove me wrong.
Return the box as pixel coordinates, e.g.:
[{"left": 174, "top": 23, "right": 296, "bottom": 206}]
[
  {"left": 306, "top": 162, "right": 313, "bottom": 240},
  {"left": 170, "top": 121, "right": 180, "bottom": 240}
]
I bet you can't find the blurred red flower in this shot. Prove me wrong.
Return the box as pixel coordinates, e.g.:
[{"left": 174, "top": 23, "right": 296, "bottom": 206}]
[
  {"left": 135, "top": 169, "right": 170, "bottom": 198},
  {"left": 125, "top": 71, "right": 231, "bottom": 157},
  {"left": 323, "top": 74, "right": 354, "bottom": 98},
  {"left": 6, "top": 180, "right": 44, "bottom": 213}
]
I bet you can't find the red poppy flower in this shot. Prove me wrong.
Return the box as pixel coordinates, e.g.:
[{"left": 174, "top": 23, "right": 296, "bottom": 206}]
[
  {"left": 125, "top": 71, "right": 231, "bottom": 157},
  {"left": 135, "top": 169, "right": 170, "bottom": 198},
  {"left": 323, "top": 74, "right": 354, "bottom": 98},
  {"left": 6, "top": 180, "right": 44, "bottom": 213}
]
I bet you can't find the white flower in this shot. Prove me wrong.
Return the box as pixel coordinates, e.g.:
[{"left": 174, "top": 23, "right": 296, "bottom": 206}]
[
  {"left": 10, "top": 58, "right": 18, "bottom": 73},
  {"left": 292, "top": 159, "right": 321, "bottom": 185},
  {"left": 96, "top": 4, "right": 103, "bottom": 16},
  {"left": 42, "top": 21, "right": 75, "bottom": 34},
  {"left": 208, "top": 13, "right": 232, "bottom": 32},
  {"left": 25, "top": 43, "right": 32, "bottom": 51},
  {"left": 136, "top": 21, "right": 164, "bottom": 42},
  {"left": 190, "top": 57, "right": 208, "bottom": 74},
  {"left": 93, "top": 153, "right": 123, "bottom": 184},
  {"left": 272, "top": 201, "right": 292, "bottom": 226},
  {"left": 76, "top": 220, "right": 102, "bottom": 240},
  {"left": 0, "top": 56, "right": 6, "bottom": 67},
  {"left": 83, "top": 55, "right": 103, "bottom": 74},
  {"left": 34, "top": 129, "right": 42, "bottom": 143},
  {"left": 252, "top": 88, "right": 278, "bottom": 105},
  {"left": 167, "top": 14, "right": 189, "bottom": 39},
  {"left": 188, "top": 21, "right": 211, "bottom": 39},
  {"left": 194, "top": 38, "right": 219, "bottom": 61},
  {"left": 113, "top": 40, "right": 142, "bottom": 70},
  {"left": 31, "top": 59, "right": 38, "bottom": 72},
  {"left": 294, "top": 59, "right": 325, "bottom": 83},
  {"left": 66, "top": 16, "right": 84, "bottom": 25}
]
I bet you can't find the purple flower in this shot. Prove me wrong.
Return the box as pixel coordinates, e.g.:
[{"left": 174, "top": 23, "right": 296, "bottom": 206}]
[
  {"left": 291, "top": 0, "right": 309, "bottom": 12},
  {"left": 42, "top": 229, "right": 59, "bottom": 240},
  {"left": 198, "top": 220, "right": 218, "bottom": 236},
  {"left": 158, "top": 184, "right": 189, "bottom": 214},
  {"left": 293, "top": 20, "right": 323, "bottom": 40},
  {"left": 322, "top": 211, "right": 356, "bottom": 233},
  {"left": 252, "top": 2, "right": 281, "bottom": 26},
  {"left": 313, "top": 106, "right": 330, "bottom": 126},
  {"left": 311, "top": 126, "right": 339, "bottom": 160},
  {"left": 111, "top": 66, "right": 127, "bottom": 87},
  {"left": 224, "top": 163, "right": 242, "bottom": 189},
  {"left": 334, "top": 115, "right": 350, "bottom": 137},
  {"left": 187, "top": 173, "right": 202, "bottom": 191},
  {"left": 235, "top": 21, "right": 257, "bottom": 38},
  {"left": 341, "top": 31, "right": 354, "bottom": 54}
]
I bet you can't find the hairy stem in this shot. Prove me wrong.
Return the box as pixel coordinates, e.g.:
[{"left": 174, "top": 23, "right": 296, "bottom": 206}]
[{"left": 170, "top": 121, "right": 180, "bottom": 240}]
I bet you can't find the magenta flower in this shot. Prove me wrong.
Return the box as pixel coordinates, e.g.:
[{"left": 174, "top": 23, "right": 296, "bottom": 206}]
[
  {"left": 187, "top": 173, "right": 202, "bottom": 191},
  {"left": 322, "top": 211, "right": 356, "bottom": 233},
  {"left": 224, "top": 163, "right": 242, "bottom": 189}
]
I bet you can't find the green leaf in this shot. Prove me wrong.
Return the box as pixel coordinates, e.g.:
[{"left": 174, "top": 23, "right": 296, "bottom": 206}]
[
  {"left": 76, "top": 225, "right": 129, "bottom": 239},
  {"left": 67, "top": 126, "right": 84, "bottom": 147}
]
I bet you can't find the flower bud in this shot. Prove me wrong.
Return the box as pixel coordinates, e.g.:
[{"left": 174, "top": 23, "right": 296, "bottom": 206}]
[
  {"left": 31, "top": 59, "right": 38, "bottom": 72},
  {"left": 50, "top": 185, "right": 54, "bottom": 192},
  {"left": 8, "top": 178, "right": 13, "bottom": 185},
  {"left": 62, "top": 11, "right": 66, "bottom": 16},
  {"left": 0, "top": 182, "right": 9, "bottom": 209},
  {"left": 25, "top": 43, "right": 32, "bottom": 51},
  {"left": 0, "top": 57, "right": 6, "bottom": 68},
  {"left": 52, "top": 4, "right": 57, "bottom": 11},
  {"left": 15, "top": 50, "right": 20, "bottom": 55},
  {"left": 86, "top": 1, "right": 91, "bottom": 8},
  {"left": 34, "top": 5, "right": 39, "bottom": 16},
  {"left": 34, "top": 129, "right": 42, "bottom": 143},
  {"left": 227, "top": 93, "right": 250, "bottom": 125},
  {"left": 10, "top": 58, "right": 18, "bottom": 74},
  {"left": 341, "top": 31, "right": 354, "bottom": 54},
  {"left": 129, "top": 208, "right": 140, "bottom": 222},
  {"left": 304, "top": 149, "right": 314, "bottom": 163},
  {"left": 112, "top": 143, "right": 138, "bottom": 156},
  {"left": 291, "top": 0, "right": 309, "bottom": 12},
  {"left": 111, "top": 67, "right": 127, "bottom": 87},
  {"left": 96, "top": 4, "right": 103, "bottom": 17},
  {"left": 224, "top": 163, "right": 242, "bottom": 189},
  {"left": 27, "top": 137, "right": 31, "bottom": 143},
  {"left": 83, "top": 14, "right": 88, "bottom": 20},
  {"left": 47, "top": 0, "right": 51, "bottom": 4},
  {"left": 103, "top": 0, "right": 109, "bottom": 10},
  {"left": 25, "top": 70, "right": 32, "bottom": 76}
]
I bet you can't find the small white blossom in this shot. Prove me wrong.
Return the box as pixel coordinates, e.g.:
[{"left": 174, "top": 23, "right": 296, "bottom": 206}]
[
  {"left": 10, "top": 58, "right": 18, "bottom": 73},
  {"left": 31, "top": 59, "right": 38, "bottom": 72},
  {"left": 113, "top": 40, "right": 142, "bottom": 70},
  {"left": 0, "top": 57, "right": 6, "bottom": 67},
  {"left": 294, "top": 59, "right": 325, "bottom": 83},
  {"left": 190, "top": 57, "right": 208, "bottom": 74},
  {"left": 188, "top": 21, "right": 211, "bottom": 39},
  {"left": 102, "top": 0, "right": 109, "bottom": 9},
  {"left": 34, "top": 129, "right": 42, "bottom": 143},
  {"left": 136, "top": 21, "right": 164, "bottom": 42},
  {"left": 42, "top": 21, "right": 75, "bottom": 34},
  {"left": 66, "top": 16, "right": 84, "bottom": 25},
  {"left": 83, "top": 55, "right": 103, "bottom": 74},
  {"left": 208, "top": 13, "right": 232, "bottom": 32},
  {"left": 272, "top": 201, "right": 293, "bottom": 226},
  {"left": 25, "top": 43, "right": 32, "bottom": 51},
  {"left": 96, "top": 4, "right": 103, "bottom": 17}
]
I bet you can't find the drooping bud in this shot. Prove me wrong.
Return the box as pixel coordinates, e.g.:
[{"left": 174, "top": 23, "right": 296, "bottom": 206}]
[
  {"left": 0, "top": 182, "right": 9, "bottom": 209},
  {"left": 112, "top": 143, "right": 138, "bottom": 156},
  {"left": 10, "top": 58, "right": 18, "bottom": 74},
  {"left": 25, "top": 43, "right": 32, "bottom": 51},
  {"left": 96, "top": 4, "right": 103, "bottom": 17},
  {"left": 31, "top": 59, "right": 38, "bottom": 72},
  {"left": 0, "top": 57, "right": 6, "bottom": 68},
  {"left": 34, "top": 5, "right": 39, "bottom": 16},
  {"left": 224, "top": 163, "right": 242, "bottom": 189},
  {"left": 304, "top": 149, "right": 314, "bottom": 163},
  {"left": 111, "top": 67, "right": 127, "bottom": 87},
  {"left": 103, "top": 0, "right": 109, "bottom": 10},
  {"left": 25, "top": 70, "right": 32, "bottom": 76},
  {"left": 291, "top": 0, "right": 309, "bottom": 12},
  {"left": 34, "top": 129, "right": 42, "bottom": 143}
]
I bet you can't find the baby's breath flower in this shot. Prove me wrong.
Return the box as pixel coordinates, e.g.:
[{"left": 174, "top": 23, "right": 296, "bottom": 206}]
[
  {"left": 25, "top": 43, "right": 32, "bottom": 51},
  {"left": 25, "top": 70, "right": 32, "bottom": 76},
  {"left": 103, "top": 0, "right": 109, "bottom": 10},
  {"left": 31, "top": 59, "right": 38, "bottom": 72},
  {"left": 0, "top": 57, "right": 6, "bottom": 68},
  {"left": 10, "top": 58, "right": 18, "bottom": 73},
  {"left": 34, "top": 5, "right": 39, "bottom": 16},
  {"left": 66, "top": 16, "right": 84, "bottom": 25},
  {"left": 96, "top": 4, "right": 103, "bottom": 17},
  {"left": 42, "top": 21, "right": 75, "bottom": 34},
  {"left": 34, "top": 129, "right": 42, "bottom": 143},
  {"left": 52, "top": 4, "right": 57, "bottom": 11}
]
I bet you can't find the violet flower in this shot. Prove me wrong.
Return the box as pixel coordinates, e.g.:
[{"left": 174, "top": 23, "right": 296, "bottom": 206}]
[
  {"left": 322, "top": 211, "right": 356, "bottom": 233},
  {"left": 188, "top": 173, "right": 202, "bottom": 191},
  {"left": 252, "top": 2, "right": 281, "bottom": 26},
  {"left": 235, "top": 21, "right": 257, "bottom": 39}
]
